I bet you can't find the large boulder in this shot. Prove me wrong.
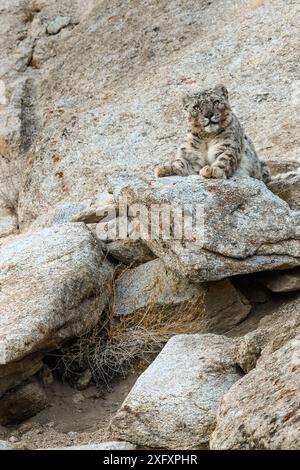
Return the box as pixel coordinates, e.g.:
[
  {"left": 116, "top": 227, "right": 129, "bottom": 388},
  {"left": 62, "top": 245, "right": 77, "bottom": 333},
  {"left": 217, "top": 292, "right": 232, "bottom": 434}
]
[
  {"left": 0, "top": 223, "right": 113, "bottom": 393},
  {"left": 211, "top": 333, "right": 300, "bottom": 450},
  {"left": 110, "top": 334, "right": 242, "bottom": 449},
  {"left": 114, "top": 259, "right": 251, "bottom": 333},
  {"left": 112, "top": 175, "right": 300, "bottom": 282}
]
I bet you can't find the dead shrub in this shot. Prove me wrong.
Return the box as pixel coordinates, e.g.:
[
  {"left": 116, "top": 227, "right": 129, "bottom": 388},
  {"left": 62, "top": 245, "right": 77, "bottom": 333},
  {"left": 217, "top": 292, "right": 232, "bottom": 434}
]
[
  {"left": 51, "top": 289, "right": 205, "bottom": 390},
  {"left": 20, "top": 0, "right": 46, "bottom": 23}
]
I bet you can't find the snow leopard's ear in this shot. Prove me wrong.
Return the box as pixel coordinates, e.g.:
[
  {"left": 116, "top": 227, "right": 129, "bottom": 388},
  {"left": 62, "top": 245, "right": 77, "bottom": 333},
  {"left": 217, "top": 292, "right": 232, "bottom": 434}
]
[
  {"left": 213, "top": 84, "right": 229, "bottom": 100},
  {"left": 181, "top": 91, "right": 195, "bottom": 110}
]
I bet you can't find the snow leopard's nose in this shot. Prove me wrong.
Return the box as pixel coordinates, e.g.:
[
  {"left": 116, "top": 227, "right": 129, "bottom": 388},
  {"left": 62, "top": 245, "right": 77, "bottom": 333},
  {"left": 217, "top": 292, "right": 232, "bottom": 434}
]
[{"left": 205, "top": 112, "right": 214, "bottom": 120}]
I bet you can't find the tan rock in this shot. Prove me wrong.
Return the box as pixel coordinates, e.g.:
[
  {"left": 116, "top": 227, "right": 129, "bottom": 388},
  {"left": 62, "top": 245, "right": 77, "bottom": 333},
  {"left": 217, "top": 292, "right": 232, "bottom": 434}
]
[{"left": 260, "top": 268, "right": 300, "bottom": 293}]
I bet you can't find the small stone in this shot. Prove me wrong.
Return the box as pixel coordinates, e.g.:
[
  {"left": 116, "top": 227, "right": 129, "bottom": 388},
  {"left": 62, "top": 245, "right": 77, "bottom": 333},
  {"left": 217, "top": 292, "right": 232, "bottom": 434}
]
[
  {"left": 67, "top": 431, "right": 77, "bottom": 440},
  {"left": 39, "top": 364, "right": 54, "bottom": 387},
  {"left": 47, "top": 16, "right": 71, "bottom": 35},
  {"left": 72, "top": 392, "right": 85, "bottom": 404},
  {"left": 76, "top": 369, "right": 92, "bottom": 391}
]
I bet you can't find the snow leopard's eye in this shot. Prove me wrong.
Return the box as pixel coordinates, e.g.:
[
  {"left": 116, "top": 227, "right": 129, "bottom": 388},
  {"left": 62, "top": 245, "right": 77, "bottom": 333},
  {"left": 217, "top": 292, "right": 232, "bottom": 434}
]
[
  {"left": 193, "top": 104, "right": 200, "bottom": 110},
  {"left": 213, "top": 100, "right": 220, "bottom": 106}
]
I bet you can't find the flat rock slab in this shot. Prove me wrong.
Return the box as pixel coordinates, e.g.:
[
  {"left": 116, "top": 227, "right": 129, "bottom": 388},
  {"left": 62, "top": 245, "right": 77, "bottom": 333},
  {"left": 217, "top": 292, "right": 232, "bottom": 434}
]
[
  {"left": 110, "top": 334, "right": 242, "bottom": 449},
  {"left": 114, "top": 175, "right": 300, "bottom": 282},
  {"left": 0, "top": 223, "right": 113, "bottom": 366}
]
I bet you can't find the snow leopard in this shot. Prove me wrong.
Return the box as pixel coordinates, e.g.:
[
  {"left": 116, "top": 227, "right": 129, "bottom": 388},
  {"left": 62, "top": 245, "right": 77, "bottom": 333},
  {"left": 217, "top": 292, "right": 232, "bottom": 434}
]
[{"left": 154, "top": 84, "right": 271, "bottom": 182}]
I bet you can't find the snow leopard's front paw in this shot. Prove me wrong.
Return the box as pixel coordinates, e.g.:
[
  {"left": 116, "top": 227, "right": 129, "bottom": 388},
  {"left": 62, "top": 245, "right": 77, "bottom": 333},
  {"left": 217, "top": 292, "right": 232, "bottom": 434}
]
[
  {"left": 211, "top": 166, "right": 226, "bottom": 179},
  {"left": 199, "top": 165, "right": 213, "bottom": 178},
  {"left": 200, "top": 165, "right": 226, "bottom": 179},
  {"left": 154, "top": 164, "right": 170, "bottom": 178}
]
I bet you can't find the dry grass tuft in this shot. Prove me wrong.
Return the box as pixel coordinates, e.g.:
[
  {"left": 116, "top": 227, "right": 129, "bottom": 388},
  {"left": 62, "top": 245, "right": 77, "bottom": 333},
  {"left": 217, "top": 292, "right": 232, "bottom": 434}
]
[
  {"left": 0, "top": 158, "right": 25, "bottom": 215},
  {"left": 20, "top": 0, "right": 46, "bottom": 23},
  {"left": 53, "top": 291, "right": 205, "bottom": 390}
]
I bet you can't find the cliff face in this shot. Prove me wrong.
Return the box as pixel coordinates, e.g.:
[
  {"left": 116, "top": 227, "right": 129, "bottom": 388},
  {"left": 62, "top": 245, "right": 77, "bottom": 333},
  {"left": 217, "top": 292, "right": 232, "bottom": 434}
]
[
  {"left": 1, "top": 0, "right": 299, "bottom": 229},
  {"left": 0, "top": 0, "right": 299, "bottom": 450}
]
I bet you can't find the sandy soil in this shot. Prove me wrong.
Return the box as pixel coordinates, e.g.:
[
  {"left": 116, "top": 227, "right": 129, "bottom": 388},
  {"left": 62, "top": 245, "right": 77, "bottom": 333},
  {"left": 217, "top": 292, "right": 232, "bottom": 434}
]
[{"left": 0, "top": 373, "right": 138, "bottom": 449}]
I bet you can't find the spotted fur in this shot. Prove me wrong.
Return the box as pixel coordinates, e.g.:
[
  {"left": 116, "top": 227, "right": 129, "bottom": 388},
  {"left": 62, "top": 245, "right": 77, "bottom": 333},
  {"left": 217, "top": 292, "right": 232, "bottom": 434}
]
[{"left": 155, "top": 84, "right": 271, "bottom": 183}]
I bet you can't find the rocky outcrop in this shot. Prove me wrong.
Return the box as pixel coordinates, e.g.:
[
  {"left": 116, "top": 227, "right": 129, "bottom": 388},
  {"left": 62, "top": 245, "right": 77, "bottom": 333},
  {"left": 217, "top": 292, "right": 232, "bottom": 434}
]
[
  {"left": 114, "top": 259, "right": 251, "bottom": 332},
  {"left": 211, "top": 333, "right": 300, "bottom": 450},
  {"left": 0, "top": 223, "right": 113, "bottom": 393},
  {"left": 4, "top": 0, "right": 296, "bottom": 229},
  {"left": 110, "top": 334, "right": 242, "bottom": 449},
  {"left": 114, "top": 175, "right": 300, "bottom": 282}
]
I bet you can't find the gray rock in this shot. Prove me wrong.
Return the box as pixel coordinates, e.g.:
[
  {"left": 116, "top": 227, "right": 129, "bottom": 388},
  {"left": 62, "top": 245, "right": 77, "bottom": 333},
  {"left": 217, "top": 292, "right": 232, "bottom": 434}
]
[
  {"left": 105, "top": 239, "right": 155, "bottom": 265},
  {"left": 113, "top": 259, "right": 251, "bottom": 333},
  {"left": 268, "top": 172, "right": 300, "bottom": 210},
  {"left": 0, "top": 223, "right": 113, "bottom": 367},
  {"left": 47, "top": 16, "right": 71, "bottom": 35},
  {"left": 116, "top": 176, "right": 300, "bottom": 282},
  {"left": 110, "top": 334, "right": 242, "bottom": 449},
  {"left": 13, "top": 38, "right": 34, "bottom": 72},
  {"left": 0, "top": 380, "right": 48, "bottom": 425},
  {"left": 236, "top": 293, "right": 300, "bottom": 373},
  {"left": 211, "top": 333, "right": 300, "bottom": 450},
  {"left": 260, "top": 268, "right": 300, "bottom": 293}
]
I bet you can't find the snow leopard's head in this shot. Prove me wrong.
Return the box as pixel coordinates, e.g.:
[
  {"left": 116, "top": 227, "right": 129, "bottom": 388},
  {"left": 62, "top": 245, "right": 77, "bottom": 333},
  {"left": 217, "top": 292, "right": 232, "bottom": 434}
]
[{"left": 182, "top": 84, "right": 232, "bottom": 133}]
